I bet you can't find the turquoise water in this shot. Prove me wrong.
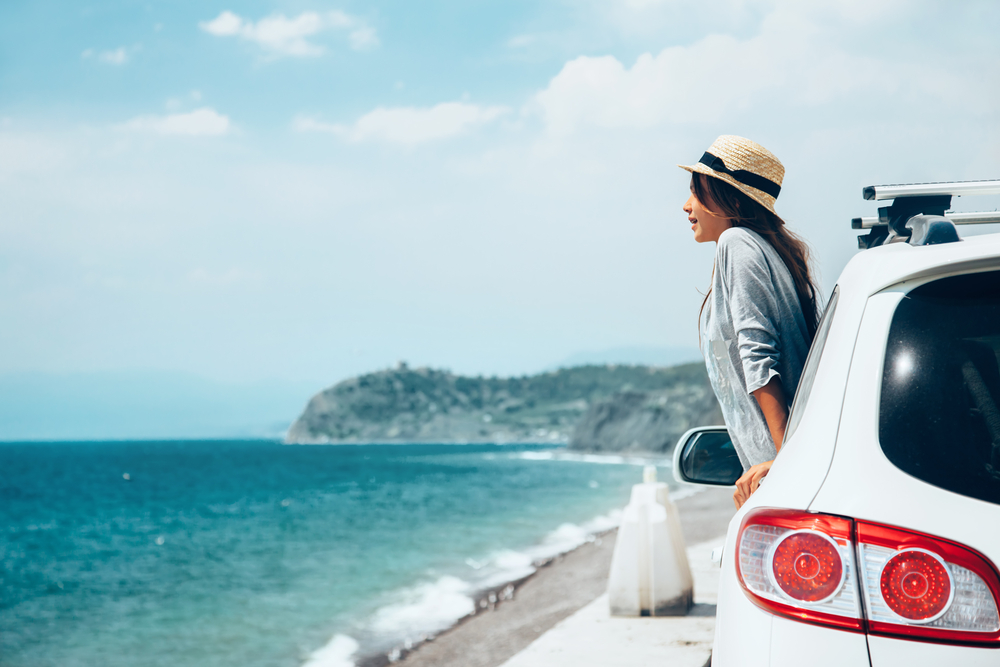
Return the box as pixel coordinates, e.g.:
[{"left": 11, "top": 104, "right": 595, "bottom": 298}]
[{"left": 0, "top": 440, "right": 671, "bottom": 667}]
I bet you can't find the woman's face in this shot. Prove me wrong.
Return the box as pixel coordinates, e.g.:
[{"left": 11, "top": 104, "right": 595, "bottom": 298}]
[{"left": 683, "top": 178, "right": 732, "bottom": 244}]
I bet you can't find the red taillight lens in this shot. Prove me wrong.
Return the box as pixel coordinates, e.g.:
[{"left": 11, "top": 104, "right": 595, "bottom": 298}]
[
  {"left": 878, "top": 549, "right": 952, "bottom": 622},
  {"left": 771, "top": 530, "right": 844, "bottom": 603},
  {"left": 857, "top": 521, "right": 1000, "bottom": 645},
  {"left": 736, "top": 509, "right": 863, "bottom": 632}
]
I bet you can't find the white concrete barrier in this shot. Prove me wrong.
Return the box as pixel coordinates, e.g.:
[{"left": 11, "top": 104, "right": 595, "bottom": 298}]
[{"left": 608, "top": 466, "right": 693, "bottom": 616}]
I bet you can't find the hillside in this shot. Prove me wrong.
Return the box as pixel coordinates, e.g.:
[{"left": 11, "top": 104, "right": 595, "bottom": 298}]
[{"left": 285, "top": 362, "right": 722, "bottom": 453}]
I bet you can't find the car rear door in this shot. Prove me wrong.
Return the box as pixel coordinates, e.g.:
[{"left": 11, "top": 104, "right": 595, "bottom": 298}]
[{"left": 810, "top": 268, "right": 1000, "bottom": 665}]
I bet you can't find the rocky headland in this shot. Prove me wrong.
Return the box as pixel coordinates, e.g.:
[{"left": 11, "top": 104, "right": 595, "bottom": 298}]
[{"left": 285, "top": 362, "right": 722, "bottom": 453}]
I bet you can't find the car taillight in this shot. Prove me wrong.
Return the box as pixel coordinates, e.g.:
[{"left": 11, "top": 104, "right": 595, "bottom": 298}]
[
  {"left": 878, "top": 549, "right": 951, "bottom": 622},
  {"left": 857, "top": 521, "right": 1000, "bottom": 645},
  {"left": 771, "top": 530, "right": 845, "bottom": 603},
  {"left": 737, "top": 509, "right": 1000, "bottom": 644},
  {"left": 737, "top": 509, "right": 864, "bottom": 632}
]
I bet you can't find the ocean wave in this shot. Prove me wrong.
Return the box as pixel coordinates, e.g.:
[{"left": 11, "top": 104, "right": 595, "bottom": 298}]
[
  {"left": 302, "top": 634, "right": 359, "bottom": 667},
  {"left": 466, "top": 508, "right": 623, "bottom": 590},
  {"left": 518, "top": 451, "right": 554, "bottom": 461},
  {"left": 513, "top": 450, "right": 674, "bottom": 467},
  {"left": 370, "top": 575, "right": 476, "bottom": 639}
]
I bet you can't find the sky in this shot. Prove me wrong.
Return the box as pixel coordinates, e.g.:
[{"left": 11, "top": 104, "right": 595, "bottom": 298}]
[{"left": 2, "top": 0, "right": 1000, "bottom": 437}]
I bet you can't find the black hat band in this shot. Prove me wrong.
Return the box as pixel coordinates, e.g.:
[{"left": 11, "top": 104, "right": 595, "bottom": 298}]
[{"left": 699, "top": 152, "right": 781, "bottom": 199}]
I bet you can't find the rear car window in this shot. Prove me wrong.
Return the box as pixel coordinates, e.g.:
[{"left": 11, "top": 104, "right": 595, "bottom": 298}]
[{"left": 880, "top": 270, "right": 1000, "bottom": 506}]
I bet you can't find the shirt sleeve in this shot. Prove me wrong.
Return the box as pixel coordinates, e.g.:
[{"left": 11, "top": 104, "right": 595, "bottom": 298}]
[{"left": 717, "top": 230, "right": 782, "bottom": 395}]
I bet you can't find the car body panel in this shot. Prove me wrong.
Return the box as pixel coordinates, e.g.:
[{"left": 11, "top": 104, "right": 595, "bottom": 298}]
[
  {"left": 712, "top": 512, "right": 773, "bottom": 667},
  {"left": 868, "top": 635, "right": 999, "bottom": 665},
  {"left": 844, "top": 232, "right": 1000, "bottom": 297},
  {"left": 770, "top": 616, "right": 870, "bottom": 666},
  {"left": 750, "top": 277, "right": 856, "bottom": 511}
]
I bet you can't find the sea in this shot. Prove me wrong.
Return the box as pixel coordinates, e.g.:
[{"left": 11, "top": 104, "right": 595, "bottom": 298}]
[{"left": 0, "top": 440, "right": 688, "bottom": 667}]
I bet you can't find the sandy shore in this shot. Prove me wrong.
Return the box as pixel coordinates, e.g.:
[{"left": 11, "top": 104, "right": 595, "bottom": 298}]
[{"left": 367, "top": 486, "right": 734, "bottom": 667}]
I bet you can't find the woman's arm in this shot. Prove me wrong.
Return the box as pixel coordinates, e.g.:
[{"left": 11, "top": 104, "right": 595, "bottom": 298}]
[
  {"left": 753, "top": 376, "right": 788, "bottom": 450},
  {"left": 733, "top": 376, "right": 788, "bottom": 509}
]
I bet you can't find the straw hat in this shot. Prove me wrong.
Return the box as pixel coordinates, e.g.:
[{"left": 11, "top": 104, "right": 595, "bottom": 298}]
[{"left": 679, "top": 135, "right": 784, "bottom": 214}]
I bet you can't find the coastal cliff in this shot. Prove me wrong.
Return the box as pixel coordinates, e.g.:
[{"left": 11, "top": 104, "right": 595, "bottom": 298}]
[
  {"left": 568, "top": 386, "right": 722, "bottom": 453},
  {"left": 286, "top": 362, "right": 721, "bottom": 452}
]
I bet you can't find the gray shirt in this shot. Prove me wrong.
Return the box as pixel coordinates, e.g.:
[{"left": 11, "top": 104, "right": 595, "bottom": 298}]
[{"left": 700, "top": 227, "right": 813, "bottom": 471}]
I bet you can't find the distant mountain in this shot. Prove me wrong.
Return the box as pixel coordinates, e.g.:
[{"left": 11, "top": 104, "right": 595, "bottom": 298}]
[
  {"left": 285, "top": 362, "right": 722, "bottom": 453},
  {"left": 551, "top": 346, "right": 702, "bottom": 370}
]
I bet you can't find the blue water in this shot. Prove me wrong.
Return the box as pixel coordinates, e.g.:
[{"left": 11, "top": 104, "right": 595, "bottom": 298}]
[{"left": 0, "top": 441, "right": 668, "bottom": 667}]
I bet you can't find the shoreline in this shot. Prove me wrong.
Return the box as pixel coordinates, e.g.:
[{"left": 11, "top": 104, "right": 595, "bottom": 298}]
[
  {"left": 357, "top": 486, "right": 735, "bottom": 667},
  {"left": 353, "top": 531, "right": 616, "bottom": 667},
  {"left": 284, "top": 439, "right": 571, "bottom": 446}
]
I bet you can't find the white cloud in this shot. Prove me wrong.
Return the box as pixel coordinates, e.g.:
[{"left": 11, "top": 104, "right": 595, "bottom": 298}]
[
  {"left": 348, "top": 26, "right": 379, "bottom": 50},
  {"left": 201, "top": 10, "right": 243, "bottom": 35},
  {"left": 81, "top": 46, "right": 133, "bottom": 65},
  {"left": 534, "top": 36, "right": 768, "bottom": 135},
  {"left": 0, "top": 131, "right": 68, "bottom": 181},
  {"left": 100, "top": 48, "right": 129, "bottom": 65},
  {"left": 531, "top": 5, "right": 958, "bottom": 136},
  {"left": 199, "top": 10, "right": 378, "bottom": 57},
  {"left": 293, "top": 103, "right": 509, "bottom": 145},
  {"left": 122, "top": 108, "right": 231, "bottom": 137}
]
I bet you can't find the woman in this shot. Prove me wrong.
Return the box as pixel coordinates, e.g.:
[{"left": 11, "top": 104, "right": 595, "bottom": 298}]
[{"left": 679, "top": 135, "right": 819, "bottom": 509}]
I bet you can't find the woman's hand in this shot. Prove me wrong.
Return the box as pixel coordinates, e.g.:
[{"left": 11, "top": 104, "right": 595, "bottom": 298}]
[{"left": 734, "top": 460, "right": 773, "bottom": 509}]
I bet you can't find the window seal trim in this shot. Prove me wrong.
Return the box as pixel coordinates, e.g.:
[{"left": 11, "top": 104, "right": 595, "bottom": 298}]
[{"left": 784, "top": 286, "right": 841, "bottom": 444}]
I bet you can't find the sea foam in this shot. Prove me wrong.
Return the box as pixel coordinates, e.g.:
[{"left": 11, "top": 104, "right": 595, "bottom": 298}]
[
  {"left": 302, "top": 634, "right": 359, "bottom": 667},
  {"left": 370, "top": 575, "right": 476, "bottom": 638},
  {"left": 514, "top": 450, "right": 673, "bottom": 467}
]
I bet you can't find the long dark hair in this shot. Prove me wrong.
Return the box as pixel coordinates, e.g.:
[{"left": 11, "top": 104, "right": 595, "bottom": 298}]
[{"left": 694, "top": 173, "right": 820, "bottom": 340}]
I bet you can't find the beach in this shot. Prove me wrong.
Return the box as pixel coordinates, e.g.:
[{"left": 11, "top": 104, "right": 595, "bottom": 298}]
[{"left": 389, "top": 486, "right": 735, "bottom": 667}]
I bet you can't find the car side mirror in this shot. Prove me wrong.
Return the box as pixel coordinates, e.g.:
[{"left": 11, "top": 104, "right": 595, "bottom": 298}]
[{"left": 672, "top": 426, "right": 743, "bottom": 486}]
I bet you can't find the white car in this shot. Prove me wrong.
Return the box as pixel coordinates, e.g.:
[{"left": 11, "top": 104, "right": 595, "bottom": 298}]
[{"left": 674, "top": 181, "right": 1000, "bottom": 666}]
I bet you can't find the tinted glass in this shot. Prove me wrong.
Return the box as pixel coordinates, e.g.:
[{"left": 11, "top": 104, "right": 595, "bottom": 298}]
[
  {"left": 784, "top": 287, "right": 840, "bottom": 442},
  {"left": 880, "top": 270, "right": 1000, "bottom": 506},
  {"left": 681, "top": 430, "right": 743, "bottom": 485}
]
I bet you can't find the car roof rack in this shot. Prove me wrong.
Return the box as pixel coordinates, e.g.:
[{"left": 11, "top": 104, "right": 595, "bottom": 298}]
[{"left": 853, "top": 180, "right": 1000, "bottom": 249}]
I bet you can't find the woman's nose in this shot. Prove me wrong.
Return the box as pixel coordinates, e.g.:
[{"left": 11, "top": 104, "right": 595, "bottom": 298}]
[{"left": 683, "top": 196, "right": 693, "bottom": 213}]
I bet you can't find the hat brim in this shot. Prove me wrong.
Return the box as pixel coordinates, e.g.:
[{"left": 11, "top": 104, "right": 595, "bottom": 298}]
[{"left": 678, "top": 162, "right": 777, "bottom": 215}]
